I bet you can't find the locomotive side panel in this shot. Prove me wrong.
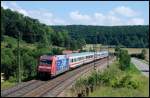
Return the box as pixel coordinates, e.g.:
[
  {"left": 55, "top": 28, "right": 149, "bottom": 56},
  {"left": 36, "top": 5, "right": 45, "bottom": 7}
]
[{"left": 55, "top": 55, "right": 69, "bottom": 75}]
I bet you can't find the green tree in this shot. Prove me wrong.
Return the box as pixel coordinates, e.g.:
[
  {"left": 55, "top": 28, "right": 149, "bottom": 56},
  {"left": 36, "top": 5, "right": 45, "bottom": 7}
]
[
  {"left": 119, "top": 50, "right": 131, "bottom": 70},
  {"left": 77, "top": 38, "right": 86, "bottom": 49},
  {"left": 115, "top": 45, "right": 121, "bottom": 60},
  {"left": 1, "top": 48, "right": 16, "bottom": 79},
  {"left": 70, "top": 39, "right": 78, "bottom": 50}
]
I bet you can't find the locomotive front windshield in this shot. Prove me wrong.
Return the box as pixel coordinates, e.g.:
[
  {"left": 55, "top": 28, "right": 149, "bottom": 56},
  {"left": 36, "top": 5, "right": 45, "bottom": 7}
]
[{"left": 40, "top": 59, "right": 52, "bottom": 65}]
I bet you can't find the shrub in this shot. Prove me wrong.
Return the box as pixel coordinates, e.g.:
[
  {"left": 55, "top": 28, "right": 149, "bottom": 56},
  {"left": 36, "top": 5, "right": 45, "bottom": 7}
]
[
  {"left": 8, "top": 76, "right": 17, "bottom": 82},
  {"left": 119, "top": 74, "right": 139, "bottom": 89},
  {"left": 73, "top": 78, "right": 87, "bottom": 95},
  {"left": 87, "top": 75, "right": 95, "bottom": 86},
  {"left": 119, "top": 50, "right": 131, "bottom": 70},
  {"left": 51, "top": 47, "right": 63, "bottom": 55},
  {"left": 1, "top": 48, "right": 16, "bottom": 80},
  {"left": 115, "top": 45, "right": 121, "bottom": 60},
  {"left": 141, "top": 49, "right": 147, "bottom": 59}
]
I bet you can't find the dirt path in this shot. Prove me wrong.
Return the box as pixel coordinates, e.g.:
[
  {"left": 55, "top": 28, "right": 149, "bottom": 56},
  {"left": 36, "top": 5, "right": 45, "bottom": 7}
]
[{"left": 131, "top": 58, "right": 149, "bottom": 77}]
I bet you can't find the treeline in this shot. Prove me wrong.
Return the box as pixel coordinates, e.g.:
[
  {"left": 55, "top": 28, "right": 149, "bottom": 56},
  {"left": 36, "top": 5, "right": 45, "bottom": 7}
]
[
  {"left": 51, "top": 25, "right": 149, "bottom": 48},
  {"left": 1, "top": 7, "right": 86, "bottom": 50}
]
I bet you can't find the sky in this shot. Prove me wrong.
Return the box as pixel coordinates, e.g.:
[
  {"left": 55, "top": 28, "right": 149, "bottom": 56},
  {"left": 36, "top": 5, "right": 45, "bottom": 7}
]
[{"left": 1, "top": 1, "right": 149, "bottom": 26}]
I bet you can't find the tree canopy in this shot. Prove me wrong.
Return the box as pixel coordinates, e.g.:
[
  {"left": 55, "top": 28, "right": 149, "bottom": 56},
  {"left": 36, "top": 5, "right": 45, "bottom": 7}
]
[{"left": 51, "top": 25, "right": 149, "bottom": 48}]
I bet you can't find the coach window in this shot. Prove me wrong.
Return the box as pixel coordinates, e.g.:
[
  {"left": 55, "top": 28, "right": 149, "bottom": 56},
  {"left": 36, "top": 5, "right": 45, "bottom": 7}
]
[
  {"left": 79, "top": 57, "right": 81, "bottom": 61},
  {"left": 77, "top": 58, "right": 79, "bottom": 61},
  {"left": 75, "top": 58, "right": 77, "bottom": 62}
]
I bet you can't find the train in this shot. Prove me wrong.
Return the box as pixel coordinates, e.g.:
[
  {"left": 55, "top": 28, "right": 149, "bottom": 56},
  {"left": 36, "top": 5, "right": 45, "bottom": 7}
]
[{"left": 37, "top": 51, "right": 108, "bottom": 78}]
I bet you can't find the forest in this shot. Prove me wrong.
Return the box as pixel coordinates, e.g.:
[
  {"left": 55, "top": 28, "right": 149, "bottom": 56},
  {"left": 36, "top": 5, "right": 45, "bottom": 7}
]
[
  {"left": 1, "top": 7, "right": 149, "bottom": 82},
  {"left": 51, "top": 25, "right": 149, "bottom": 48}
]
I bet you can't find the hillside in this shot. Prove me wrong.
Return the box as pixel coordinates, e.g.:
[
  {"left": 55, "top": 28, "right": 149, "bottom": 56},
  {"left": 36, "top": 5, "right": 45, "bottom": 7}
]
[{"left": 50, "top": 25, "right": 149, "bottom": 48}]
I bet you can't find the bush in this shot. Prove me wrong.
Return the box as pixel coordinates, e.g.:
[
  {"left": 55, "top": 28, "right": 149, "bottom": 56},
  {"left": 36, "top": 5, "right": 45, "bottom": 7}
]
[
  {"left": 51, "top": 47, "right": 63, "bottom": 55},
  {"left": 110, "top": 78, "right": 120, "bottom": 88},
  {"left": 87, "top": 75, "right": 95, "bottom": 87},
  {"left": 141, "top": 49, "right": 147, "bottom": 59},
  {"left": 119, "top": 50, "right": 131, "bottom": 70},
  {"left": 22, "top": 53, "right": 37, "bottom": 80},
  {"left": 115, "top": 45, "right": 121, "bottom": 60},
  {"left": 119, "top": 75, "right": 139, "bottom": 89},
  {"left": 8, "top": 76, "right": 17, "bottom": 82},
  {"left": 1, "top": 48, "right": 16, "bottom": 80}
]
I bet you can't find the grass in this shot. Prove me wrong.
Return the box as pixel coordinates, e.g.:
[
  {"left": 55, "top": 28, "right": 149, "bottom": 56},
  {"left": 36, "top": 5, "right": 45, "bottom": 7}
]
[
  {"left": 1, "top": 35, "right": 37, "bottom": 50},
  {"left": 82, "top": 44, "right": 102, "bottom": 51},
  {"left": 88, "top": 62, "right": 149, "bottom": 97},
  {"left": 126, "top": 63, "right": 141, "bottom": 74},
  {"left": 1, "top": 81, "right": 16, "bottom": 90},
  {"left": 89, "top": 83, "right": 149, "bottom": 97}
]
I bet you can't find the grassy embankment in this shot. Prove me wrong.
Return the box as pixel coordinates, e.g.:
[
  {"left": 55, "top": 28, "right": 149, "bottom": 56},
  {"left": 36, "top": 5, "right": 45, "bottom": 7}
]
[
  {"left": 88, "top": 62, "right": 149, "bottom": 97},
  {"left": 69, "top": 60, "right": 149, "bottom": 97},
  {"left": 1, "top": 81, "right": 16, "bottom": 90}
]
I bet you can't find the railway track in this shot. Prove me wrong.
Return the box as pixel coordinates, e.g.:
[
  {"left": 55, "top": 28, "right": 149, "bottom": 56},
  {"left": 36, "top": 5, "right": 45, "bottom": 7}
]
[
  {"left": 1, "top": 80, "right": 45, "bottom": 97},
  {"left": 1, "top": 57, "right": 113, "bottom": 97}
]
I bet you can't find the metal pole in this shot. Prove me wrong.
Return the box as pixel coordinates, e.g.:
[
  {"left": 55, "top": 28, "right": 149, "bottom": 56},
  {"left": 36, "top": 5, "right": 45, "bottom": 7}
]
[
  {"left": 18, "top": 31, "right": 21, "bottom": 83},
  {"left": 93, "top": 42, "right": 95, "bottom": 70},
  {"left": 107, "top": 35, "right": 109, "bottom": 68},
  {"left": 94, "top": 36, "right": 96, "bottom": 70}
]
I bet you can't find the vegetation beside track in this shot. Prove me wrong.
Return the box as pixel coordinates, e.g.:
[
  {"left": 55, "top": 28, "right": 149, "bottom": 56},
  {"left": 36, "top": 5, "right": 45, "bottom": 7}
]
[
  {"left": 88, "top": 62, "right": 149, "bottom": 97},
  {"left": 69, "top": 61, "right": 149, "bottom": 97},
  {"left": 1, "top": 80, "right": 16, "bottom": 90}
]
